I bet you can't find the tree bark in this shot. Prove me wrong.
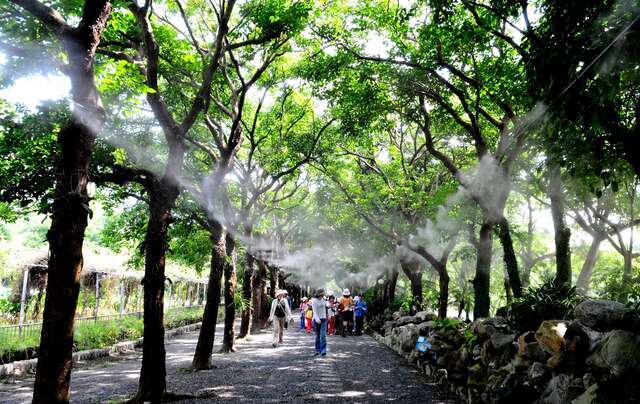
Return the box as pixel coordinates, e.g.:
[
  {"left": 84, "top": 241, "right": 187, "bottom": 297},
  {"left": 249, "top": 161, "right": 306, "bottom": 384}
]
[
  {"left": 388, "top": 266, "right": 398, "bottom": 303},
  {"left": 498, "top": 217, "right": 522, "bottom": 298},
  {"left": 136, "top": 178, "right": 180, "bottom": 402},
  {"left": 220, "top": 233, "right": 237, "bottom": 353},
  {"left": 31, "top": 1, "right": 112, "bottom": 401},
  {"left": 548, "top": 168, "right": 572, "bottom": 287},
  {"left": 238, "top": 251, "right": 254, "bottom": 338},
  {"left": 400, "top": 260, "right": 422, "bottom": 312},
  {"left": 436, "top": 264, "right": 449, "bottom": 319},
  {"left": 576, "top": 234, "right": 604, "bottom": 292},
  {"left": 251, "top": 259, "right": 269, "bottom": 331},
  {"left": 268, "top": 265, "right": 278, "bottom": 298},
  {"left": 192, "top": 221, "right": 225, "bottom": 370},
  {"left": 473, "top": 222, "right": 493, "bottom": 318},
  {"left": 382, "top": 266, "right": 399, "bottom": 308}
]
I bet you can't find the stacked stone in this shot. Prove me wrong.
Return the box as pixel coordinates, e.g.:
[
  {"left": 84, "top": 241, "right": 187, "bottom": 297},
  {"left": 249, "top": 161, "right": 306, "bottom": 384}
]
[{"left": 370, "top": 300, "right": 640, "bottom": 404}]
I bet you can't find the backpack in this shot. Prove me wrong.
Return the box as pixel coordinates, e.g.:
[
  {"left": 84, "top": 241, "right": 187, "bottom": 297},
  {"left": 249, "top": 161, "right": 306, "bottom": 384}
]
[
  {"left": 275, "top": 300, "right": 286, "bottom": 318},
  {"left": 305, "top": 307, "right": 313, "bottom": 319}
]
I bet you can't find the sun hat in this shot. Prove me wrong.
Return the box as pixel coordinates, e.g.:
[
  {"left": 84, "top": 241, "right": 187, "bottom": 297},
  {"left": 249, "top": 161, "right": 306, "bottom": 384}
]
[
  {"left": 276, "top": 289, "right": 287, "bottom": 297},
  {"left": 354, "top": 296, "right": 360, "bottom": 302},
  {"left": 302, "top": 296, "right": 308, "bottom": 301},
  {"left": 343, "top": 288, "right": 351, "bottom": 296}
]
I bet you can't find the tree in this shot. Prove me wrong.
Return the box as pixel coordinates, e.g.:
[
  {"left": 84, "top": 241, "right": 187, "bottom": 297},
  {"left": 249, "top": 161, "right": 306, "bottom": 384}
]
[
  {"left": 2, "top": 1, "right": 112, "bottom": 401},
  {"left": 307, "top": 0, "right": 536, "bottom": 316}
]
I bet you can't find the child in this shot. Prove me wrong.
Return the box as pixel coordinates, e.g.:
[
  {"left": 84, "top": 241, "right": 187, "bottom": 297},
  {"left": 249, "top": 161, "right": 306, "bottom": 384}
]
[
  {"left": 327, "top": 295, "right": 337, "bottom": 335},
  {"left": 299, "top": 297, "right": 308, "bottom": 331},
  {"left": 305, "top": 303, "right": 314, "bottom": 333}
]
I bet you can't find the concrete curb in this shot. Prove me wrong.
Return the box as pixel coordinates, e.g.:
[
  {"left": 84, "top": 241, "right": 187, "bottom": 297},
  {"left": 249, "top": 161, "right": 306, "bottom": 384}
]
[{"left": 0, "top": 322, "right": 202, "bottom": 379}]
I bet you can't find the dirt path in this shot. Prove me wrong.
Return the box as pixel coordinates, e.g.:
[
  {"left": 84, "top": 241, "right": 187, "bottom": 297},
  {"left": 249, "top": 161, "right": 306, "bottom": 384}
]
[{"left": 1, "top": 322, "right": 450, "bottom": 403}]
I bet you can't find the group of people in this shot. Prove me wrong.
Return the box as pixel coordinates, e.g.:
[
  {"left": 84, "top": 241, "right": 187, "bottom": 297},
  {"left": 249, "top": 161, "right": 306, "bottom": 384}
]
[
  {"left": 299, "top": 289, "right": 368, "bottom": 337},
  {"left": 267, "top": 287, "right": 369, "bottom": 356}
]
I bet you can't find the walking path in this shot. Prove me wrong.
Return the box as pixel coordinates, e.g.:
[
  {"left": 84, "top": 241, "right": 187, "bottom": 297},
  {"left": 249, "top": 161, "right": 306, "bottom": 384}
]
[{"left": 1, "top": 323, "right": 446, "bottom": 403}]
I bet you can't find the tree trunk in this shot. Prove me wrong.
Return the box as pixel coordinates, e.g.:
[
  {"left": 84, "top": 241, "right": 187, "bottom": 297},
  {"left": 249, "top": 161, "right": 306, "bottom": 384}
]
[
  {"left": 269, "top": 265, "right": 278, "bottom": 298},
  {"left": 238, "top": 251, "right": 254, "bottom": 338},
  {"left": 498, "top": 217, "right": 522, "bottom": 298},
  {"left": 192, "top": 221, "right": 225, "bottom": 370},
  {"left": 621, "top": 251, "right": 633, "bottom": 301},
  {"left": 437, "top": 266, "right": 449, "bottom": 319},
  {"left": 388, "top": 266, "right": 398, "bottom": 303},
  {"left": 382, "top": 266, "right": 399, "bottom": 308},
  {"left": 504, "top": 278, "right": 513, "bottom": 305},
  {"left": 251, "top": 260, "right": 269, "bottom": 332},
  {"left": 33, "top": 3, "right": 111, "bottom": 399},
  {"left": 473, "top": 222, "right": 493, "bottom": 318},
  {"left": 400, "top": 260, "right": 422, "bottom": 312},
  {"left": 576, "top": 234, "right": 604, "bottom": 292},
  {"left": 220, "top": 233, "right": 237, "bottom": 353},
  {"left": 549, "top": 169, "right": 572, "bottom": 287},
  {"left": 136, "top": 179, "right": 180, "bottom": 402}
]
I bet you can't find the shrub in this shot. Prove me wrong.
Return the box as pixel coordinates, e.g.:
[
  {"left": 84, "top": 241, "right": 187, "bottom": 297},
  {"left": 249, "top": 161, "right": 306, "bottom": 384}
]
[
  {"left": 507, "top": 280, "right": 582, "bottom": 334},
  {"left": 389, "top": 294, "right": 413, "bottom": 313},
  {"left": 432, "top": 317, "right": 460, "bottom": 332}
]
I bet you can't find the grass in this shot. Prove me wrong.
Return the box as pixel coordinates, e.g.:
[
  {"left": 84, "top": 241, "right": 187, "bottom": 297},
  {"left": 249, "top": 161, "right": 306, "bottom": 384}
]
[{"left": 0, "top": 307, "right": 204, "bottom": 364}]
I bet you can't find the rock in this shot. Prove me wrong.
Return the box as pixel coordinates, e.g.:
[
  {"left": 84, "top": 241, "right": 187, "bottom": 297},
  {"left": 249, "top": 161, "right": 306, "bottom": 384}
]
[
  {"left": 491, "top": 332, "right": 515, "bottom": 350},
  {"left": 586, "top": 330, "right": 640, "bottom": 377},
  {"left": 574, "top": 300, "right": 629, "bottom": 331},
  {"left": 547, "top": 352, "right": 568, "bottom": 372},
  {"left": 527, "top": 362, "right": 547, "bottom": 385},
  {"left": 418, "top": 321, "right": 434, "bottom": 336},
  {"left": 582, "top": 373, "right": 596, "bottom": 389},
  {"left": 398, "top": 324, "right": 419, "bottom": 353},
  {"left": 467, "top": 363, "right": 487, "bottom": 386},
  {"left": 383, "top": 320, "right": 396, "bottom": 330},
  {"left": 518, "top": 332, "right": 547, "bottom": 363},
  {"left": 536, "top": 320, "right": 568, "bottom": 354},
  {"left": 564, "top": 321, "right": 605, "bottom": 354},
  {"left": 571, "top": 383, "right": 598, "bottom": 404},
  {"left": 414, "top": 311, "right": 435, "bottom": 323},
  {"left": 539, "top": 374, "right": 578, "bottom": 404},
  {"left": 477, "top": 323, "right": 497, "bottom": 339}
]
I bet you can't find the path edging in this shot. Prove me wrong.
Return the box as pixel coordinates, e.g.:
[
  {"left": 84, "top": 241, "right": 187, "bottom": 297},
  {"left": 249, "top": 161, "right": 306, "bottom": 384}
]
[{"left": 0, "top": 322, "right": 202, "bottom": 379}]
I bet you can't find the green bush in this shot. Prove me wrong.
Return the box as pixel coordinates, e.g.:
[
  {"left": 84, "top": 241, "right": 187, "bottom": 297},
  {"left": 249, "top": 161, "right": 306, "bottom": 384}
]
[
  {"left": 432, "top": 317, "right": 460, "bottom": 332},
  {"left": 389, "top": 294, "right": 413, "bottom": 313},
  {"left": 507, "top": 280, "right": 582, "bottom": 334}
]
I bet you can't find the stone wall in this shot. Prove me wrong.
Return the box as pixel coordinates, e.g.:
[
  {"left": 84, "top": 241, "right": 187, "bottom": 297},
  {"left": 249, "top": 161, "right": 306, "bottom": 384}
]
[{"left": 369, "top": 300, "right": 640, "bottom": 403}]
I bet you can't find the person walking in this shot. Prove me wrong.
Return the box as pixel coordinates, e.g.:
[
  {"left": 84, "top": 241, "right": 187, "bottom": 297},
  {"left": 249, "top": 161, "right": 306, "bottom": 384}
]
[
  {"left": 311, "top": 288, "right": 329, "bottom": 356},
  {"left": 354, "top": 293, "right": 368, "bottom": 335},
  {"left": 299, "top": 297, "right": 309, "bottom": 331},
  {"left": 269, "top": 289, "right": 292, "bottom": 347},
  {"left": 339, "top": 289, "right": 354, "bottom": 337}
]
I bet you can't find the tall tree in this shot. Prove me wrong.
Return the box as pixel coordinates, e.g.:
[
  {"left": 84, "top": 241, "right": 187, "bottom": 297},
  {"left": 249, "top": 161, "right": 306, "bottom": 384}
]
[{"left": 2, "top": 1, "right": 112, "bottom": 401}]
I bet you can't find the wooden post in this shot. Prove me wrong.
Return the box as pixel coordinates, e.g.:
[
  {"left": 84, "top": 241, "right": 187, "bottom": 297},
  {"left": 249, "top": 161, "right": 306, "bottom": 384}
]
[
  {"left": 186, "top": 282, "right": 191, "bottom": 307},
  {"left": 18, "top": 267, "right": 29, "bottom": 337},
  {"left": 94, "top": 274, "right": 100, "bottom": 321},
  {"left": 137, "top": 284, "right": 142, "bottom": 319},
  {"left": 119, "top": 280, "right": 125, "bottom": 316}
]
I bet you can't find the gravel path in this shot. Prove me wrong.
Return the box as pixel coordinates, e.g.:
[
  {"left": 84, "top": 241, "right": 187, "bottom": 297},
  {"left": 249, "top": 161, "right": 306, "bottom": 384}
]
[{"left": 1, "top": 322, "right": 448, "bottom": 403}]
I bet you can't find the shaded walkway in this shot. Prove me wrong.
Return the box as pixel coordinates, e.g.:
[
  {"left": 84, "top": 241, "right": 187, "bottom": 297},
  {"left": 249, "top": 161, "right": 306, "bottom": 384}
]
[{"left": 1, "top": 322, "right": 448, "bottom": 403}]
